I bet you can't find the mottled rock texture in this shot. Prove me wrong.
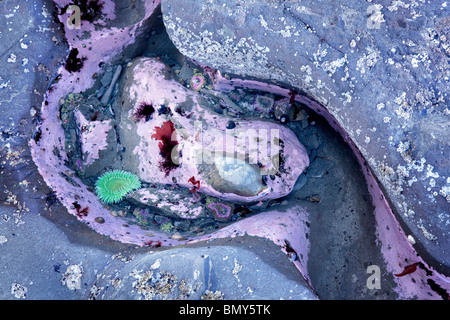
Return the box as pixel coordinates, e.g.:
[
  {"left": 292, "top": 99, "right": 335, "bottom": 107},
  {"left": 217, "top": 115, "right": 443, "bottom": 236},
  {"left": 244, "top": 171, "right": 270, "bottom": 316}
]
[{"left": 161, "top": 0, "right": 450, "bottom": 271}]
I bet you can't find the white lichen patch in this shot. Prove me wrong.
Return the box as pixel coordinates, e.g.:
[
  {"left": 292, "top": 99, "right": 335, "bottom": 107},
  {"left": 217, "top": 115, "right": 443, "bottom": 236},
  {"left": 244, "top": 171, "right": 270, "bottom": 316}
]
[
  {"left": 396, "top": 140, "right": 410, "bottom": 154},
  {"left": 366, "top": 4, "right": 385, "bottom": 29},
  {"left": 202, "top": 290, "right": 224, "bottom": 300},
  {"left": 7, "top": 53, "right": 16, "bottom": 63},
  {"left": 0, "top": 235, "right": 8, "bottom": 245},
  {"left": 393, "top": 92, "right": 413, "bottom": 120},
  {"left": 164, "top": 14, "right": 272, "bottom": 81},
  {"left": 11, "top": 283, "right": 27, "bottom": 299},
  {"left": 439, "top": 184, "right": 450, "bottom": 203},
  {"left": 313, "top": 48, "right": 328, "bottom": 67},
  {"left": 3, "top": 143, "right": 28, "bottom": 168},
  {"left": 3, "top": 188, "right": 29, "bottom": 226},
  {"left": 232, "top": 258, "right": 243, "bottom": 276},
  {"left": 150, "top": 259, "right": 161, "bottom": 270},
  {"left": 341, "top": 91, "right": 352, "bottom": 105},
  {"left": 425, "top": 164, "right": 439, "bottom": 179},
  {"left": 131, "top": 269, "right": 180, "bottom": 300},
  {"left": 300, "top": 64, "right": 314, "bottom": 84},
  {"left": 321, "top": 55, "right": 347, "bottom": 75},
  {"left": 437, "top": 212, "right": 450, "bottom": 226},
  {"left": 417, "top": 222, "right": 438, "bottom": 242},
  {"left": 356, "top": 47, "right": 379, "bottom": 74},
  {"left": 387, "top": 1, "right": 410, "bottom": 12},
  {"left": 62, "top": 264, "right": 83, "bottom": 290},
  {"left": 41, "top": 5, "right": 50, "bottom": 18},
  {"left": 258, "top": 14, "right": 296, "bottom": 38},
  {"left": 0, "top": 80, "right": 10, "bottom": 89}
]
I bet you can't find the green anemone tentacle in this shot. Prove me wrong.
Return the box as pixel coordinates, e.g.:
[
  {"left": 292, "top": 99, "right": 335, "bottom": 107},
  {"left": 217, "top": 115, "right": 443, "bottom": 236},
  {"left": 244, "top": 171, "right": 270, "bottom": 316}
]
[{"left": 95, "top": 170, "right": 141, "bottom": 204}]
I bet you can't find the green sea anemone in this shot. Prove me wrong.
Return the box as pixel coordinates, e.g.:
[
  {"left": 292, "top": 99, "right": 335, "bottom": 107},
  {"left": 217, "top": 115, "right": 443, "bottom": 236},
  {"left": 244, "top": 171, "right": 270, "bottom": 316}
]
[{"left": 95, "top": 170, "right": 141, "bottom": 204}]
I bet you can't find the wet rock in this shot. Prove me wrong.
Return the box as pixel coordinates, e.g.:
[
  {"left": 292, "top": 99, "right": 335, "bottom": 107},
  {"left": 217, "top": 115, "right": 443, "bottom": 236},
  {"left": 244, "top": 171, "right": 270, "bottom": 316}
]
[
  {"left": 154, "top": 214, "right": 171, "bottom": 225},
  {"left": 100, "top": 66, "right": 113, "bottom": 87},
  {"left": 161, "top": 0, "right": 450, "bottom": 269},
  {"left": 309, "top": 149, "right": 318, "bottom": 162},
  {"left": 204, "top": 155, "right": 266, "bottom": 197},
  {"left": 306, "top": 158, "right": 335, "bottom": 178},
  {"left": 109, "top": 210, "right": 119, "bottom": 217},
  {"left": 91, "top": 245, "right": 317, "bottom": 300},
  {"left": 293, "top": 173, "right": 308, "bottom": 191},
  {"left": 174, "top": 219, "right": 191, "bottom": 230},
  {"left": 100, "top": 64, "right": 122, "bottom": 105},
  {"left": 170, "top": 232, "right": 186, "bottom": 241},
  {"left": 294, "top": 109, "right": 309, "bottom": 121},
  {"left": 304, "top": 134, "right": 320, "bottom": 150}
]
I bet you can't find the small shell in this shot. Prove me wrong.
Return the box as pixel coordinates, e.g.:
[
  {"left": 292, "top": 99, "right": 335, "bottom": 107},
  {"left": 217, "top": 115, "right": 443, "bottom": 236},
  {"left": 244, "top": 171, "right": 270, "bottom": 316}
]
[
  {"left": 95, "top": 217, "right": 105, "bottom": 223},
  {"left": 407, "top": 235, "right": 416, "bottom": 245},
  {"left": 170, "top": 232, "right": 186, "bottom": 241}
]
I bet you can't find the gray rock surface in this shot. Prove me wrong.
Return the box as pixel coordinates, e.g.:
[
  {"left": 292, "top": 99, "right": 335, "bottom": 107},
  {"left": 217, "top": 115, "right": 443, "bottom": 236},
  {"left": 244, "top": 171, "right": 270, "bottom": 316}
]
[
  {"left": 0, "top": 0, "right": 316, "bottom": 301},
  {"left": 161, "top": 0, "right": 450, "bottom": 271},
  {"left": 306, "top": 158, "right": 335, "bottom": 178},
  {"left": 90, "top": 243, "right": 317, "bottom": 300}
]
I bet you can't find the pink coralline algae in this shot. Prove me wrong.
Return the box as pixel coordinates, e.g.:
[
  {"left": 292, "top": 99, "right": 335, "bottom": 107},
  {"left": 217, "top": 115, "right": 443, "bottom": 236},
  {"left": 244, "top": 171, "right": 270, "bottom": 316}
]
[{"left": 31, "top": 0, "right": 174, "bottom": 248}]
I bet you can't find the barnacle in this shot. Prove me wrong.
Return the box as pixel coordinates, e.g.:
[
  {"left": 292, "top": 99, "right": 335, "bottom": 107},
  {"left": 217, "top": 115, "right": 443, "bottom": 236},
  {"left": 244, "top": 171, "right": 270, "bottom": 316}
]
[{"left": 95, "top": 170, "right": 141, "bottom": 204}]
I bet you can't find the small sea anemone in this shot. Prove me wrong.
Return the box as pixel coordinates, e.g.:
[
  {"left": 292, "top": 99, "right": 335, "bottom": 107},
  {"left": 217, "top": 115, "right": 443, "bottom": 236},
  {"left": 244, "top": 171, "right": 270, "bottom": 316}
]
[
  {"left": 95, "top": 170, "right": 141, "bottom": 204},
  {"left": 190, "top": 73, "right": 205, "bottom": 91},
  {"left": 133, "top": 101, "right": 155, "bottom": 122}
]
